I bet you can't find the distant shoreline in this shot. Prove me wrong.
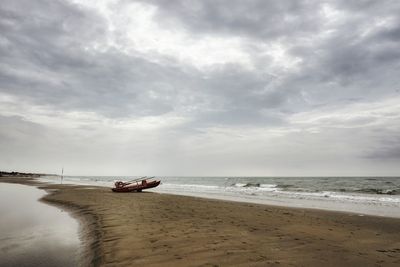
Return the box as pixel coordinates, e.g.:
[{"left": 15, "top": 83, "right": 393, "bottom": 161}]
[
  {"left": 1, "top": 175, "right": 400, "bottom": 266},
  {"left": 0, "top": 171, "right": 43, "bottom": 177}
]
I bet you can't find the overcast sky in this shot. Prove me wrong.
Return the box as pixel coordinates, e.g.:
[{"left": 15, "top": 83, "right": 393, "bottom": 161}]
[{"left": 1, "top": 0, "right": 399, "bottom": 176}]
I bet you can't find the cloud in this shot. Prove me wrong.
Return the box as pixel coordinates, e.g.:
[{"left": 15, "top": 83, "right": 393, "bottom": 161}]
[
  {"left": 0, "top": 0, "right": 399, "bottom": 175},
  {"left": 138, "top": 0, "right": 324, "bottom": 40},
  {"left": 366, "top": 137, "right": 400, "bottom": 160}
]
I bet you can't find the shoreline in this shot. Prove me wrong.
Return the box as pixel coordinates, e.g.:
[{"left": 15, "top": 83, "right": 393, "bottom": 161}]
[
  {"left": 0, "top": 178, "right": 82, "bottom": 266},
  {"left": 1, "top": 176, "right": 400, "bottom": 266},
  {"left": 0, "top": 176, "right": 103, "bottom": 266},
  {"left": 32, "top": 175, "right": 400, "bottom": 220},
  {"left": 40, "top": 187, "right": 104, "bottom": 266},
  {"left": 39, "top": 176, "right": 400, "bottom": 219}
]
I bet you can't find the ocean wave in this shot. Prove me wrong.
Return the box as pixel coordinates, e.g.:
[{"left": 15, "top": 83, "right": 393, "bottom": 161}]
[
  {"left": 320, "top": 191, "right": 400, "bottom": 204},
  {"left": 233, "top": 183, "right": 277, "bottom": 188},
  {"left": 160, "top": 183, "right": 220, "bottom": 190},
  {"left": 354, "top": 188, "right": 400, "bottom": 195},
  {"left": 157, "top": 182, "right": 400, "bottom": 204},
  {"left": 276, "top": 184, "right": 295, "bottom": 189},
  {"left": 233, "top": 183, "right": 247, "bottom": 187}
]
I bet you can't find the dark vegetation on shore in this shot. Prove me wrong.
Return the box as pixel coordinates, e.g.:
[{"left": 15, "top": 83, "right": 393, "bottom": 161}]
[{"left": 0, "top": 171, "right": 45, "bottom": 177}]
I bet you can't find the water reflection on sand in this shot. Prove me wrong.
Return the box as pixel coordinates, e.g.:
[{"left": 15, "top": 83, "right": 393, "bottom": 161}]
[{"left": 0, "top": 183, "right": 80, "bottom": 267}]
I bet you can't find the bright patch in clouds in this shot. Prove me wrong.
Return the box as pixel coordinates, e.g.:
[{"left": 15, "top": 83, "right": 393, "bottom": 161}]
[{"left": 73, "top": 0, "right": 254, "bottom": 69}]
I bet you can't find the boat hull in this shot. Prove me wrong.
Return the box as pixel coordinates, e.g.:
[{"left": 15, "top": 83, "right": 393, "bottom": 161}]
[{"left": 112, "top": 180, "right": 160, "bottom": 193}]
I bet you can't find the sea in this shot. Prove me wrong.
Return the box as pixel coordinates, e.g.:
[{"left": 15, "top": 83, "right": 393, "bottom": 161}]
[{"left": 39, "top": 176, "right": 400, "bottom": 218}]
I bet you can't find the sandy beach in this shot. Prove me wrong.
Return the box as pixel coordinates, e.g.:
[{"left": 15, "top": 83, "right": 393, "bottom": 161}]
[{"left": 1, "top": 176, "right": 400, "bottom": 267}]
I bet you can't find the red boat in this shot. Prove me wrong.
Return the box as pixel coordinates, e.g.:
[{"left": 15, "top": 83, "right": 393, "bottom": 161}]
[{"left": 112, "top": 177, "right": 161, "bottom": 192}]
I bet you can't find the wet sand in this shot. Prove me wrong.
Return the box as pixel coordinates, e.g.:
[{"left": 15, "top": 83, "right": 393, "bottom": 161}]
[{"left": 1, "top": 176, "right": 400, "bottom": 266}]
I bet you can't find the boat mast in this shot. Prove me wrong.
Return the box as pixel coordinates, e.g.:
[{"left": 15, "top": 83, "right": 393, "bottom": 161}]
[{"left": 127, "top": 176, "right": 155, "bottom": 183}]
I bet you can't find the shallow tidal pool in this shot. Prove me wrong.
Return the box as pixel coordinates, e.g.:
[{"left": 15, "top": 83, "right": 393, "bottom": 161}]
[{"left": 0, "top": 183, "right": 80, "bottom": 267}]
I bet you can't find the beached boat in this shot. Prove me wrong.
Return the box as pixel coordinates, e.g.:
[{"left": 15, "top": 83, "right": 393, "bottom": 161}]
[{"left": 111, "top": 177, "right": 161, "bottom": 192}]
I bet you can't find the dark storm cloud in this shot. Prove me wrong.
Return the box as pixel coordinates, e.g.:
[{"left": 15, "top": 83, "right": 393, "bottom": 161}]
[
  {"left": 0, "top": 0, "right": 107, "bottom": 108},
  {"left": 367, "top": 147, "right": 400, "bottom": 160},
  {"left": 365, "top": 133, "right": 400, "bottom": 160},
  {"left": 0, "top": 0, "right": 105, "bottom": 67},
  {"left": 1, "top": 0, "right": 185, "bottom": 117},
  {"left": 136, "top": 0, "right": 324, "bottom": 40},
  {"left": 0, "top": 0, "right": 292, "bottom": 122},
  {"left": 115, "top": 0, "right": 400, "bottom": 137},
  {"left": 290, "top": 1, "right": 400, "bottom": 89},
  {"left": 0, "top": 3, "right": 291, "bottom": 126},
  {"left": 1, "top": 0, "right": 399, "bottom": 122}
]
